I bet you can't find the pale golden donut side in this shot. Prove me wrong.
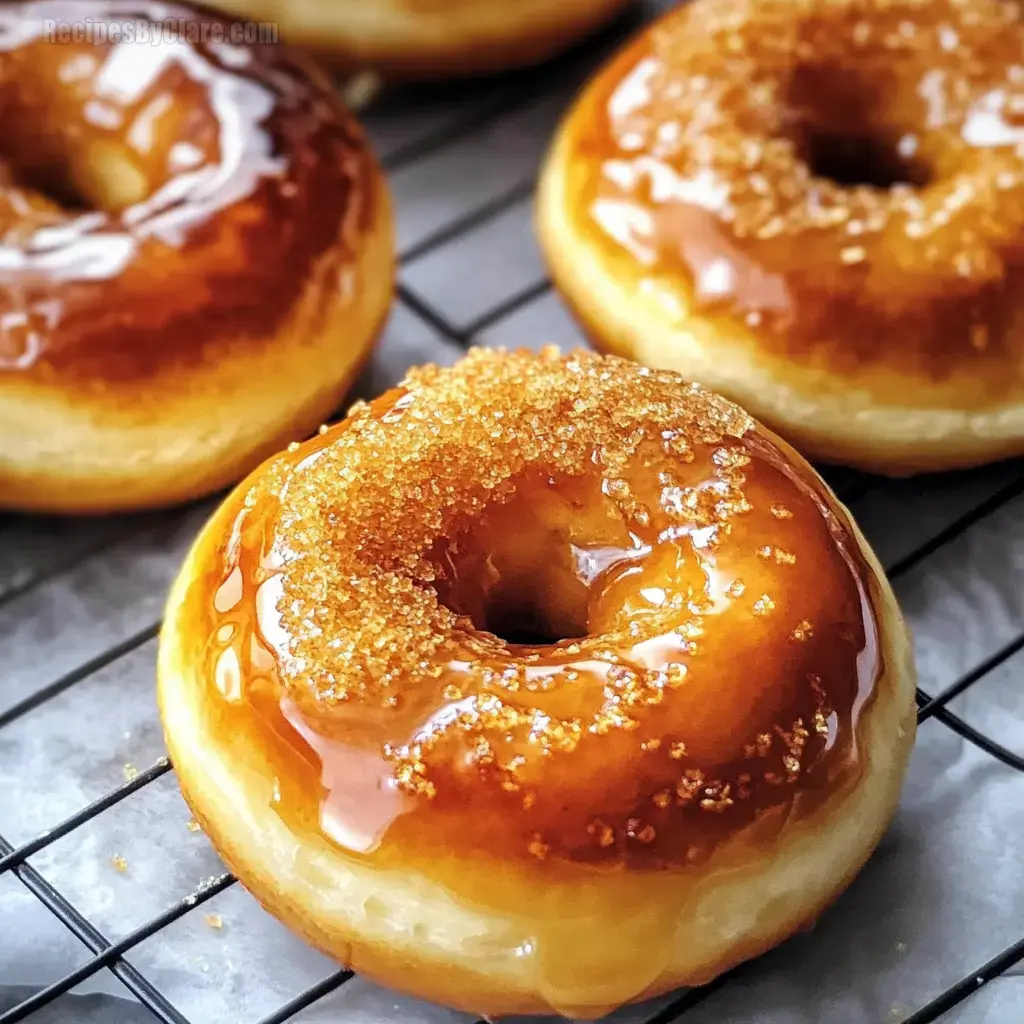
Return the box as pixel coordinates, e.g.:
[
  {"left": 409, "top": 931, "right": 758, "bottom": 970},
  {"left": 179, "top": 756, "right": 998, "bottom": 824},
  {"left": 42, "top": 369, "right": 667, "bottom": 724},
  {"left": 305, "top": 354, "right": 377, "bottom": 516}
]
[
  {"left": 0, "top": 203, "right": 393, "bottom": 514},
  {"left": 157, "top": 430, "right": 916, "bottom": 1018},
  {"left": 208, "top": 0, "right": 632, "bottom": 77},
  {"left": 537, "top": 123, "right": 1024, "bottom": 477}
]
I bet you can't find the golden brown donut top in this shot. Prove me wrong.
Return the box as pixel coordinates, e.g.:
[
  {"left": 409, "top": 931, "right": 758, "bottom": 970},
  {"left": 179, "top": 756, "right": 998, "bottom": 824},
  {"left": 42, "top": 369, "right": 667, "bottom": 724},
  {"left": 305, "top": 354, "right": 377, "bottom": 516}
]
[
  {"left": 569, "top": 0, "right": 1024, "bottom": 393},
  {"left": 181, "top": 349, "right": 885, "bottom": 878},
  {"left": 0, "top": 0, "right": 380, "bottom": 386},
  {"left": 393, "top": 0, "right": 483, "bottom": 12}
]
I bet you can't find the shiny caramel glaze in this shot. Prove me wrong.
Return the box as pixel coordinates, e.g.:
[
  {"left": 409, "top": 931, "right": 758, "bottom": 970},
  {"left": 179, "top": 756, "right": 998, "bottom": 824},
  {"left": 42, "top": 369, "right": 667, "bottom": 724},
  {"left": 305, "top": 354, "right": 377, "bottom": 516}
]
[
  {"left": 178, "top": 349, "right": 884, "bottom": 886},
  {"left": 0, "top": 0, "right": 378, "bottom": 384},
  {"left": 570, "top": 0, "right": 1024, "bottom": 398}
]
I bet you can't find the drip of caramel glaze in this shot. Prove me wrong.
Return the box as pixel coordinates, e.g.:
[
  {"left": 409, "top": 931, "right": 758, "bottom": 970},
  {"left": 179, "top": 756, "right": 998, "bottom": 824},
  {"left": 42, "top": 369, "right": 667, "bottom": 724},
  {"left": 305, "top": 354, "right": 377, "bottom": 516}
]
[
  {"left": 184, "top": 349, "right": 883, "bottom": 898},
  {"left": 0, "top": 0, "right": 378, "bottom": 383},
  {"left": 573, "top": 0, "right": 1024, "bottom": 397}
]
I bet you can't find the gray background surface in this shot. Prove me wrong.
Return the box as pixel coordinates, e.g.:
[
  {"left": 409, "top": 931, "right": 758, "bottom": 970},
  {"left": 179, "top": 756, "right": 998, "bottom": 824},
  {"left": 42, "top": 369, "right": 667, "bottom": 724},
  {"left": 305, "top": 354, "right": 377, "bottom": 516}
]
[{"left": 2, "top": 3, "right": 1023, "bottom": 1022}]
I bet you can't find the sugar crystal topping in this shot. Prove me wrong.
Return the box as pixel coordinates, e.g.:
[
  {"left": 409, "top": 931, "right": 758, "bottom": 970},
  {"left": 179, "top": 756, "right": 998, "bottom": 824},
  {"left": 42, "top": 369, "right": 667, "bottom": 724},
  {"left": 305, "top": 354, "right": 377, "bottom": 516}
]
[
  {"left": 598, "top": 0, "right": 1024, "bottom": 243},
  {"left": 269, "top": 348, "right": 753, "bottom": 702},
  {"left": 209, "top": 347, "right": 884, "bottom": 864},
  {"left": 581, "top": 0, "right": 1024, "bottom": 376}
]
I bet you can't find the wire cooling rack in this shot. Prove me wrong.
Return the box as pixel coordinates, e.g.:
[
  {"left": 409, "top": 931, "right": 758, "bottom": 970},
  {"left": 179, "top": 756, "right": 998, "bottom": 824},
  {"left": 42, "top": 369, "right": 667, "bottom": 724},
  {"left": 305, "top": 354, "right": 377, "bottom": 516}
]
[{"left": 2, "top": 5, "right": 1024, "bottom": 1023}]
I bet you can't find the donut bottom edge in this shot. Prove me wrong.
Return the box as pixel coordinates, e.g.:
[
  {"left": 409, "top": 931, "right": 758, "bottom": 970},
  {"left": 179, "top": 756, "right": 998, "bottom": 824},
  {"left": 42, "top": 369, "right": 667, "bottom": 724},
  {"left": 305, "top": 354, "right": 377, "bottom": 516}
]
[
  {"left": 208, "top": 0, "right": 632, "bottom": 79},
  {"left": 0, "top": 210, "right": 394, "bottom": 515},
  {"left": 156, "top": 464, "right": 917, "bottom": 1019},
  {"left": 537, "top": 131, "right": 1024, "bottom": 478}
]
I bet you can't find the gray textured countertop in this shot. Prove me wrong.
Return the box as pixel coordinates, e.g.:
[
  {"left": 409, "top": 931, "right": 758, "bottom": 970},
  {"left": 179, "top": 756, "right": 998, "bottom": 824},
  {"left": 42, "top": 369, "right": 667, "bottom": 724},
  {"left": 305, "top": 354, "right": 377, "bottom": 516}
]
[{"left": 2, "top": 4, "right": 1023, "bottom": 1022}]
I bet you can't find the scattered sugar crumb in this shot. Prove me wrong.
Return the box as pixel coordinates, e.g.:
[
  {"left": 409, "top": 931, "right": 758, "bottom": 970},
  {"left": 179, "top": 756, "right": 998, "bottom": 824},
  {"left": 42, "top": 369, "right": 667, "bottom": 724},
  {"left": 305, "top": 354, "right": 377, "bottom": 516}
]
[
  {"left": 341, "top": 70, "right": 381, "bottom": 111},
  {"left": 204, "top": 913, "right": 223, "bottom": 930},
  {"left": 186, "top": 818, "right": 202, "bottom": 834},
  {"left": 123, "top": 763, "right": 138, "bottom": 781},
  {"left": 184, "top": 873, "right": 230, "bottom": 907},
  {"left": 895, "top": 940, "right": 908, "bottom": 954},
  {"left": 110, "top": 854, "right": 128, "bottom": 873},
  {"left": 527, "top": 834, "right": 549, "bottom": 860}
]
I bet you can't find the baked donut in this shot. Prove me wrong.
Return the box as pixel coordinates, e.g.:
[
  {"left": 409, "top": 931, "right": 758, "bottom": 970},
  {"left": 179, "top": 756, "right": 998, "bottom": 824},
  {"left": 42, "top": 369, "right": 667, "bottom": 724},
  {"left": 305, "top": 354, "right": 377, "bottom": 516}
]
[
  {"left": 158, "top": 348, "right": 917, "bottom": 1017},
  {"left": 206, "top": 0, "right": 633, "bottom": 79},
  {"left": 0, "top": 0, "right": 393, "bottom": 514},
  {"left": 538, "top": 0, "right": 1024, "bottom": 475}
]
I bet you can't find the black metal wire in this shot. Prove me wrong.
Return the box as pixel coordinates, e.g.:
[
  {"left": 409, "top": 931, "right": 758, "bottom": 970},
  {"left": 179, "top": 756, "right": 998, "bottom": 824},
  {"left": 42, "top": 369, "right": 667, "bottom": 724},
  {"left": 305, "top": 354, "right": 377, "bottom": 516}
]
[
  {"left": 3, "top": 19, "right": 1024, "bottom": 1023},
  {"left": 0, "top": 621, "right": 160, "bottom": 730},
  {"left": 400, "top": 178, "right": 536, "bottom": 265},
  {"left": 634, "top": 680, "right": 1024, "bottom": 1024},
  {"left": 926, "top": 705, "right": 1024, "bottom": 774},
  {"left": 0, "top": 834, "right": 191, "bottom": 1024},
  {"left": 6, "top": 383, "right": 1024, "bottom": 1024},
  {"left": 254, "top": 971, "right": 355, "bottom": 1024},
  {"left": 918, "top": 631, "right": 1024, "bottom": 724},
  {"left": 0, "top": 759, "right": 172, "bottom": 876},
  {"left": 887, "top": 470, "right": 1024, "bottom": 581},
  {"left": 379, "top": 89, "right": 529, "bottom": 175},
  {"left": 5, "top": 439, "right": 1023, "bottom": 1024},
  {"left": 900, "top": 935, "right": 1024, "bottom": 1024},
  {"left": 0, "top": 874, "right": 235, "bottom": 1024},
  {"left": 377, "top": 37, "right": 611, "bottom": 177},
  {"left": 396, "top": 284, "right": 470, "bottom": 347},
  {"left": 465, "top": 276, "right": 552, "bottom": 336}
]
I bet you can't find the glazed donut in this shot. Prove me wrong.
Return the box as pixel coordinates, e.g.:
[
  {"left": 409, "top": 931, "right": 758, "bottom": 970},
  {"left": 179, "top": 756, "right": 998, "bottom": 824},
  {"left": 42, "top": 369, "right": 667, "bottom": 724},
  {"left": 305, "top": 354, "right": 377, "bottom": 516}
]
[
  {"left": 206, "top": 0, "right": 633, "bottom": 79},
  {"left": 158, "top": 348, "right": 917, "bottom": 1017},
  {"left": 0, "top": 0, "right": 393, "bottom": 514},
  {"left": 538, "top": 0, "right": 1024, "bottom": 475}
]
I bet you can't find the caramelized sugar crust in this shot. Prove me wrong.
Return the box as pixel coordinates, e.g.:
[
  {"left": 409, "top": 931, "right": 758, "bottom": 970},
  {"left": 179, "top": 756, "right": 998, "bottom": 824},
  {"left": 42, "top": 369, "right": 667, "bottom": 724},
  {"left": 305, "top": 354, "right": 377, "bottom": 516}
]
[
  {"left": 0, "top": 0, "right": 378, "bottom": 386},
  {"left": 571, "top": 0, "right": 1024, "bottom": 391},
  {"left": 181, "top": 349, "right": 884, "bottom": 878}
]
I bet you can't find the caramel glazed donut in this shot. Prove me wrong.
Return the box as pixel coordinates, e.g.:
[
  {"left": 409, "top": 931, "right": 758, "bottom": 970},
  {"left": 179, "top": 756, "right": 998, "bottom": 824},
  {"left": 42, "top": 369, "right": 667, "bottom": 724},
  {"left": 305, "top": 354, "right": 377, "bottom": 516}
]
[
  {"left": 539, "top": 0, "right": 1024, "bottom": 475},
  {"left": 207, "top": 0, "right": 634, "bottom": 79},
  {"left": 159, "top": 349, "right": 917, "bottom": 1017},
  {"left": 0, "top": 0, "right": 393, "bottom": 514}
]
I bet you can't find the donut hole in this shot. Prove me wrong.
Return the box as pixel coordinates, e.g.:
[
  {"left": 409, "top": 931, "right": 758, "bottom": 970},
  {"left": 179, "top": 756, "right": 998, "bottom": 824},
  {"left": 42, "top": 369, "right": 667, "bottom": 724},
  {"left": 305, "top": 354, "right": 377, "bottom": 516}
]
[
  {"left": 66, "top": 141, "right": 154, "bottom": 213},
  {"left": 0, "top": 112, "right": 157, "bottom": 214},
  {"left": 0, "top": 46, "right": 221, "bottom": 216},
  {"left": 435, "top": 477, "right": 634, "bottom": 647},
  {"left": 785, "top": 65, "right": 932, "bottom": 190},
  {"left": 802, "top": 129, "right": 930, "bottom": 190},
  {"left": 0, "top": 158, "right": 87, "bottom": 211},
  {"left": 439, "top": 534, "right": 594, "bottom": 647},
  {"left": 466, "top": 573, "right": 589, "bottom": 643}
]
